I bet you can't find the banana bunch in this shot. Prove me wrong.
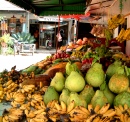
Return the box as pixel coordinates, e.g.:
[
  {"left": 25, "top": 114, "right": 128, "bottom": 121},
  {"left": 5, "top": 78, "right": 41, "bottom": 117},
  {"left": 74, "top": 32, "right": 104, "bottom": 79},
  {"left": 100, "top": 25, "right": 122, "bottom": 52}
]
[
  {"left": 19, "top": 101, "right": 31, "bottom": 111},
  {"left": 46, "top": 100, "right": 66, "bottom": 121},
  {"left": 114, "top": 104, "right": 130, "bottom": 122},
  {"left": 83, "top": 103, "right": 117, "bottom": 122},
  {"left": 19, "top": 84, "right": 35, "bottom": 93},
  {"left": 2, "top": 108, "right": 24, "bottom": 122},
  {"left": 46, "top": 100, "right": 90, "bottom": 122},
  {"left": 11, "top": 92, "right": 26, "bottom": 107},
  {"left": 24, "top": 107, "right": 47, "bottom": 121},
  {"left": 0, "top": 84, "right": 4, "bottom": 102},
  {"left": 30, "top": 94, "right": 45, "bottom": 109},
  {"left": 29, "top": 111, "right": 48, "bottom": 122},
  {"left": 3, "top": 80, "right": 18, "bottom": 93},
  {"left": 69, "top": 106, "right": 90, "bottom": 122},
  {"left": 108, "top": 14, "right": 125, "bottom": 30},
  {"left": 46, "top": 100, "right": 76, "bottom": 121},
  {"left": 116, "top": 28, "right": 130, "bottom": 43}
]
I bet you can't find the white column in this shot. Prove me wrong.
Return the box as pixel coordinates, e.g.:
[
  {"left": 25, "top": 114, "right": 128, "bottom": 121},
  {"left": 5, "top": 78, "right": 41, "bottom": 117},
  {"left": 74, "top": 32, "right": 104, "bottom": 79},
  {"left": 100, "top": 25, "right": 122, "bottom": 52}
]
[
  {"left": 25, "top": 11, "right": 30, "bottom": 33},
  {"left": 113, "top": 27, "right": 119, "bottom": 38},
  {"left": 74, "top": 20, "right": 77, "bottom": 43},
  {"left": 126, "top": 16, "right": 130, "bottom": 56},
  {"left": 68, "top": 20, "right": 73, "bottom": 44}
]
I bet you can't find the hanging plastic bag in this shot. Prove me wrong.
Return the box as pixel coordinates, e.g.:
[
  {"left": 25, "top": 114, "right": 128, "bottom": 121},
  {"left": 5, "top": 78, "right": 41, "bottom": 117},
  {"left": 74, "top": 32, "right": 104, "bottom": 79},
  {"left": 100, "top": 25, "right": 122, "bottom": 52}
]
[{"left": 56, "top": 32, "right": 62, "bottom": 42}]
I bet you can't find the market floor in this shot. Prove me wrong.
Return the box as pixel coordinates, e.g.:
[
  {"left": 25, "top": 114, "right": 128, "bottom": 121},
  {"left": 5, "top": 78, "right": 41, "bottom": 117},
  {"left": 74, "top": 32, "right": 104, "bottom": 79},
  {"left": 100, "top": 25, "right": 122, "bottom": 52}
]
[{"left": 0, "top": 49, "right": 56, "bottom": 72}]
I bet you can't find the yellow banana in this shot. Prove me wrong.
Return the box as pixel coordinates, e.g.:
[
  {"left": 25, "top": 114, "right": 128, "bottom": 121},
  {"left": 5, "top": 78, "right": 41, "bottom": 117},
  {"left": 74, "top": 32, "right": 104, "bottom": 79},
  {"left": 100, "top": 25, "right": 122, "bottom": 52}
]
[
  {"left": 88, "top": 104, "right": 93, "bottom": 112},
  {"left": 123, "top": 29, "right": 130, "bottom": 40},
  {"left": 3, "top": 80, "right": 12, "bottom": 87},
  {"left": 35, "top": 104, "right": 43, "bottom": 110},
  {"left": 8, "top": 83, "right": 18, "bottom": 92},
  {"left": 34, "top": 109, "right": 45, "bottom": 115},
  {"left": 6, "top": 92, "right": 11, "bottom": 101},
  {"left": 54, "top": 102, "right": 61, "bottom": 111},
  {"left": 86, "top": 114, "right": 97, "bottom": 122},
  {"left": 47, "top": 100, "right": 53, "bottom": 108},
  {"left": 2, "top": 116, "right": 8, "bottom": 122},
  {"left": 116, "top": 28, "right": 125, "bottom": 41},
  {"left": 118, "top": 105, "right": 124, "bottom": 112},
  {"left": 70, "top": 114, "right": 85, "bottom": 122},
  {"left": 99, "top": 103, "right": 110, "bottom": 114},
  {"left": 60, "top": 101, "right": 67, "bottom": 112},
  {"left": 30, "top": 100, "right": 35, "bottom": 107},
  {"left": 99, "top": 116, "right": 110, "bottom": 122},
  {"left": 124, "top": 103, "right": 129, "bottom": 110},
  {"left": 118, "top": 15, "right": 125, "bottom": 24},
  {"left": 32, "top": 94, "right": 43, "bottom": 100},
  {"left": 94, "top": 104, "right": 101, "bottom": 113},
  {"left": 74, "top": 106, "right": 88, "bottom": 115},
  {"left": 49, "top": 116, "right": 57, "bottom": 122},
  {"left": 40, "top": 101, "right": 46, "bottom": 109},
  {"left": 33, "top": 118, "right": 46, "bottom": 122},
  {"left": 120, "top": 113, "right": 124, "bottom": 122},
  {"left": 124, "top": 113, "right": 129, "bottom": 122},
  {"left": 92, "top": 116, "right": 101, "bottom": 122},
  {"left": 8, "top": 114, "right": 19, "bottom": 121},
  {"left": 27, "top": 111, "right": 35, "bottom": 118},
  {"left": 67, "top": 100, "right": 75, "bottom": 113},
  {"left": 23, "top": 87, "right": 30, "bottom": 92},
  {"left": 127, "top": 117, "right": 130, "bottom": 122},
  {"left": 103, "top": 109, "right": 116, "bottom": 117},
  {"left": 20, "top": 104, "right": 29, "bottom": 110},
  {"left": 114, "top": 106, "right": 122, "bottom": 116},
  {"left": 79, "top": 106, "right": 90, "bottom": 115}
]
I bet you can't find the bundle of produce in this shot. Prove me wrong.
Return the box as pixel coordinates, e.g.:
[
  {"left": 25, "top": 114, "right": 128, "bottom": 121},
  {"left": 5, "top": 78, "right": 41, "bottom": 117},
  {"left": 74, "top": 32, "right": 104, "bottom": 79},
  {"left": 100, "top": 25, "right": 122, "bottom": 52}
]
[
  {"left": 116, "top": 28, "right": 130, "bottom": 43},
  {"left": 91, "top": 25, "right": 106, "bottom": 38},
  {"left": 1, "top": 59, "right": 130, "bottom": 122},
  {"left": 108, "top": 14, "right": 125, "bottom": 30}
]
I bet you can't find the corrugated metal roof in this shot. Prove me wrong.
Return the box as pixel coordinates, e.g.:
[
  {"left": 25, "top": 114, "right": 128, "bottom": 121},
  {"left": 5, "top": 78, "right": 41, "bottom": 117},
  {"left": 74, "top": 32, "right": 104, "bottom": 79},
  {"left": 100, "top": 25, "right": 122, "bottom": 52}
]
[{"left": 6, "top": 0, "right": 88, "bottom": 16}]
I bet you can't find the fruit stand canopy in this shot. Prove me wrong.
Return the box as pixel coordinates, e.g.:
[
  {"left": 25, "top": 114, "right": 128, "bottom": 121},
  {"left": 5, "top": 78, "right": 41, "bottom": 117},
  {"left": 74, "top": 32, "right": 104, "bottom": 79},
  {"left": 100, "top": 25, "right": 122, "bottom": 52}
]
[{"left": 6, "top": 0, "right": 89, "bottom": 16}]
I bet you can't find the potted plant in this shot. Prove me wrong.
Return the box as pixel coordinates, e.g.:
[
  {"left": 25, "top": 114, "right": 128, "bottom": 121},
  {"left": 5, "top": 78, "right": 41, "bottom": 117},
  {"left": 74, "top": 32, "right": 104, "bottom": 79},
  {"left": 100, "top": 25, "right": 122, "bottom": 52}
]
[{"left": 0, "top": 33, "right": 14, "bottom": 55}]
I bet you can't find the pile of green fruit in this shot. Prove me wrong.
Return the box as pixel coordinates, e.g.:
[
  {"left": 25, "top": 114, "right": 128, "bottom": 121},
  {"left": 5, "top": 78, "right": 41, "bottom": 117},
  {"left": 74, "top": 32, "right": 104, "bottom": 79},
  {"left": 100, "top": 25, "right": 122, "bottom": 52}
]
[{"left": 0, "top": 59, "right": 130, "bottom": 121}]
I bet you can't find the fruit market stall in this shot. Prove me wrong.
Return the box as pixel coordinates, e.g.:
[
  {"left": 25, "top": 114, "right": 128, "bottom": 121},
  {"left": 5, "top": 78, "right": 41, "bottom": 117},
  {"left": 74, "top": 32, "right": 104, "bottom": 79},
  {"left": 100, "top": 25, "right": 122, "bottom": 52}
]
[
  {"left": 1, "top": 1, "right": 130, "bottom": 122},
  {"left": 1, "top": 34, "right": 130, "bottom": 121}
]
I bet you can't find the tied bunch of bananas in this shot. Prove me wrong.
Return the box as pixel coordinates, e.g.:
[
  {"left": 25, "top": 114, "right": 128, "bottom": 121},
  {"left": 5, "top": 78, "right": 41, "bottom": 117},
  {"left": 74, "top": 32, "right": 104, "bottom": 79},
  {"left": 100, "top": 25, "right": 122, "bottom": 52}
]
[
  {"left": 2, "top": 85, "right": 48, "bottom": 122},
  {"left": 46, "top": 100, "right": 87, "bottom": 122},
  {"left": 2, "top": 108, "right": 24, "bottom": 122},
  {"left": 84, "top": 103, "right": 117, "bottom": 122},
  {"left": 3, "top": 80, "right": 18, "bottom": 94},
  {"left": 116, "top": 28, "right": 130, "bottom": 43},
  {"left": 10, "top": 92, "right": 26, "bottom": 107},
  {"left": 18, "top": 84, "right": 35, "bottom": 94},
  {"left": 25, "top": 93, "right": 47, "bottom": 122},
  {"left": 46, "top": 100, "right": 69, "bottom": 121},
  {"left": 108, "top": 14, "right": 125, "bottom": 30},
  {"left": 114, "top": 104, "right": 130, "bottom": 122}
]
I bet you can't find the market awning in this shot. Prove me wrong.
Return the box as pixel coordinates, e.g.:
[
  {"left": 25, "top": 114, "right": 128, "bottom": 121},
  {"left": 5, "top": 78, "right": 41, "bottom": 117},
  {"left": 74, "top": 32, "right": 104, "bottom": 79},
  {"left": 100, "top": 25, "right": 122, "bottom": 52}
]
[
  {"left": 60, "top": 13, "right": 90, "bottom": 20},
  {"left": 6, "top": 0, "right": 90, "bottom": 16}
]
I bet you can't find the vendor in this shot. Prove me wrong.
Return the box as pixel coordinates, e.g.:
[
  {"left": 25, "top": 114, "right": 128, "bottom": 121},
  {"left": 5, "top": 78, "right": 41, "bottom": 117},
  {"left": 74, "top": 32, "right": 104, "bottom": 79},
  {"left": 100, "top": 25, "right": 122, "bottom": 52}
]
[{"left": 34, "top": 30, "right": 39, "bottom": 48}]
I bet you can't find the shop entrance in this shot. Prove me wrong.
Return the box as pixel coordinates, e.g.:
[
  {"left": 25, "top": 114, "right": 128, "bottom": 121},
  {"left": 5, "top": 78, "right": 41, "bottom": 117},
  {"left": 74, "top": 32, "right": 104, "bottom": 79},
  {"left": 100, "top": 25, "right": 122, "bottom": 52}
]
[{"left": 30, "top": 24, "right": 40, "bottom": 49}]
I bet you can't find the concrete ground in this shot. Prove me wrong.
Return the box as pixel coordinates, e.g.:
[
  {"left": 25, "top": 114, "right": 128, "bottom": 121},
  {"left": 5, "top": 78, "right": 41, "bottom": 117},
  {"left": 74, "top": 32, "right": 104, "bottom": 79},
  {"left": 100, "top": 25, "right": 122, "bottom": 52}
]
[{"left": 0, "top": 48, "right": 56, "bottom": 72}]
